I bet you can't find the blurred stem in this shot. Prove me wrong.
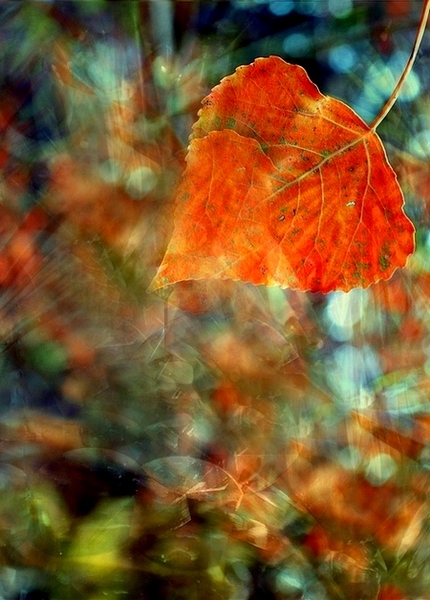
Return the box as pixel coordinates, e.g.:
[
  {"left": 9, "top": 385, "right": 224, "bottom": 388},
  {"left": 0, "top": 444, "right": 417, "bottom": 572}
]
[
  {"left": 371, "top": 0, "right": 430, "bottom": 131},
  {"left": 164, "top": 299, "right": 170, "bottom": 352},
  {"left": 149, "top": 0, "right": 175, "bottom": 58}
]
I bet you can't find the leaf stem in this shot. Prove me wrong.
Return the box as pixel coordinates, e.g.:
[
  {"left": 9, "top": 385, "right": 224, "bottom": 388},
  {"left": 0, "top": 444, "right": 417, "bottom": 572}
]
[
  {"left": 163, "top": 298, "right": 169, "bottom": 352},
  {"left": 370, "top": 0, "right": 430, "bottom": 131}
]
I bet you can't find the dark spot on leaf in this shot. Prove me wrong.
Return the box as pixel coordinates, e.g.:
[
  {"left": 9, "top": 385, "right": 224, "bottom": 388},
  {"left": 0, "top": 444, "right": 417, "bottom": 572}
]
[{"left": 379, "top": 254, "right": 390, "bottom": 271}]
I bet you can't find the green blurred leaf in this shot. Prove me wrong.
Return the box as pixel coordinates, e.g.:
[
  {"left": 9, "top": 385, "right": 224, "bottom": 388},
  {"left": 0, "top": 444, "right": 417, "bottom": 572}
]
[
  {"left": 0, "top": 480, "right": 69, "bottom": 563},
  {"left": 7, "top": 4, "right": 59, "bottom": 71},
  {"left": 25, "top": 339, "right": 68, "bottom": 376},
  {"left": 67, "top": 497, "right": 134, "bottom": 573}
]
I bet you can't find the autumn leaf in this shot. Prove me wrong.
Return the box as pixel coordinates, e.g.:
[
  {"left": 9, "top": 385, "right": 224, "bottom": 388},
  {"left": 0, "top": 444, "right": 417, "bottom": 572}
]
[{"left": 151, "top": 56, "right": 415, "bottom": 293}]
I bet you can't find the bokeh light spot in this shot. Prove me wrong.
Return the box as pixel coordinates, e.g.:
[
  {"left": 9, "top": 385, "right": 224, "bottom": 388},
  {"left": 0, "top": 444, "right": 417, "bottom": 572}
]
[
  {"left": 296, "top": 0, "right": 324, "bottom": 15},
  {"left": 269, "top": 1, "right": 295, "bottom": 16},
  {"left": 282, "top": 32, "right": 312, "bottom": 56},
  {"left": 408, "top": 129, "right": 430, "bottom": 158},
  {"left": 126, "top": 166, "right": 158, "bottom": 199},
  {"left": 325, "top": 289, "right": 368, "bottom": 341},
  {"left": 338, "top": 445, "right": 363, "bottom": 470},
  {"left": 99, "top": 159, "right": 122, "bottom": 184},
  {"left": 365, "top": 453, "right": 397, "bottom": 485},
  {"left": 328, "top": 0, "right": 352, "bottom": 17},
  {"left": 327, "top": 44, "right": 357, "bottom": 73}
]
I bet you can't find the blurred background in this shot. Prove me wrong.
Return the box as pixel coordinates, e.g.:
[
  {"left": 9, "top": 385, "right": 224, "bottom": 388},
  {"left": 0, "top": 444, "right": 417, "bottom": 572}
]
[{"left": 0, "top": 1, "right": 430, "bottom": 598}]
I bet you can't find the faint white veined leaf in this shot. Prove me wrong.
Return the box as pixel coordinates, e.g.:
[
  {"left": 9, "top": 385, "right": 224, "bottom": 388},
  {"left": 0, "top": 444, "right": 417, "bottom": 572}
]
[{"left": 143, "top": 456, "right": 242, "bottom": 505}]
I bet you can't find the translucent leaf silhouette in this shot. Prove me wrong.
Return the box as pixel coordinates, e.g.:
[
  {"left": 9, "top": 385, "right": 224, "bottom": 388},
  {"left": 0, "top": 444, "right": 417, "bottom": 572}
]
[
  {"left": 67, "top": 497, "right": 134, "bottom": 574},
  {"left": 143, "top": 456, "right": 241, "bottom": 505},
  {"left": 151, "top": 56, "right": 414, "bottom": 293}
]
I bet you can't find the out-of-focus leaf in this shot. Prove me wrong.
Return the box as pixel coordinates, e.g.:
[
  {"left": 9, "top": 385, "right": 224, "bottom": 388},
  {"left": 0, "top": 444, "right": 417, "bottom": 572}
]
[
  {"left": 4, "top": 414, "right": 84, "bottom": 452},
  {"left": 0, "top": 480, "right": 70, "bottom": 564},
  {"left": 5, "top": 4, "right": 59, "bottom": 70},
  {"left": 67, "top": 497, "right": 134, "bottom": 574},
  {"left": 143, "top": 456, "right": 240, "bottom": 504}
]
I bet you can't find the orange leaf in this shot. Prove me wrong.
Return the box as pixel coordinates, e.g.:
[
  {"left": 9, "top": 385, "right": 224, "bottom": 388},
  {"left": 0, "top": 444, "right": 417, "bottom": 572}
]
[
  {"left": 378, "top": 585, "right": 407, "bottom": 600},
  {"left": 151, "top": 56, "right": 414, "bottom": 293}
]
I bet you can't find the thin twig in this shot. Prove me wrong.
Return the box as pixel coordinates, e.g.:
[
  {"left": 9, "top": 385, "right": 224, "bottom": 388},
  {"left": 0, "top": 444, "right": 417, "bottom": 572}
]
[
  {"left": 163, "top": 298, "right": 169, "bottom": 352},
  {"left": 371, "top": 0, "right": 430, "bottom": 131}
]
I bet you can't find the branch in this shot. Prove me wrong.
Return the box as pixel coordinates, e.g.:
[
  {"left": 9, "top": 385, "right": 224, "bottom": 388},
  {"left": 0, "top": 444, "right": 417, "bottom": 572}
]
[{"left": 371, "top": 0, "right": 430, "bottom": 131}]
